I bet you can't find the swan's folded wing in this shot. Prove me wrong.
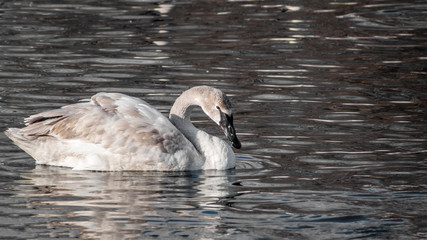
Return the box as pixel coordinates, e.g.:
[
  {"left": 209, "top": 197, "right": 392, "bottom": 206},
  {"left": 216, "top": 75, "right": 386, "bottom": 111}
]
[
  {"left": 14, "top": 92, "right": 194, "bottom": 156},
  {"left": 88, "top": 92, "right": 180, "bottom": 154}
]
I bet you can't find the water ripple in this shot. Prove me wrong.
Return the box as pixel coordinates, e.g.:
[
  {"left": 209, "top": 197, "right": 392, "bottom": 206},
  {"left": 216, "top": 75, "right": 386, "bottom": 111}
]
[{"left": 0, "top": 0, "right": 426, "bottom": 239}]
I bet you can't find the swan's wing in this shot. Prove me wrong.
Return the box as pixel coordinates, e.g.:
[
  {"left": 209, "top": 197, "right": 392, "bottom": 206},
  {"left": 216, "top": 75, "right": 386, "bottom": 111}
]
[
  {"left": 20, "top": 92, "right": 179, "bottom": 149},
  {"left": 8, "top": 93, "right": 199, "bottom": 170}
]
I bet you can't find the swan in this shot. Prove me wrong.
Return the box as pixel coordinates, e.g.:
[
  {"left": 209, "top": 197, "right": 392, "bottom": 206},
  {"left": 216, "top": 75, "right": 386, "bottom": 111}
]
[{"left": 5, "top": 86, "right": 241, "bottom": 171}]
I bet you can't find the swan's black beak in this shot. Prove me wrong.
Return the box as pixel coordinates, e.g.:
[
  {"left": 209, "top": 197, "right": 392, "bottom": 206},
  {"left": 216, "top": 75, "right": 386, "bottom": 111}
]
[{"left": 219, "top": 110, "right": 241, "bottom": 149}]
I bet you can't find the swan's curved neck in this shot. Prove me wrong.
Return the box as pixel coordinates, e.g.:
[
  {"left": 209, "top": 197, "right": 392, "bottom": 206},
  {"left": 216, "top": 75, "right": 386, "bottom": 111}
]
[
  {"left": 169, "top": 89, "right": 199, "bottom": 122},
  {"left": 168, "top": 87, "right": 236, "bottom": 170},
  {"left": 169, "top": 88, "right": 216, "bottom": 155},
  {"left": 169, "top": 90, "right": 201, "bottom": 148}
]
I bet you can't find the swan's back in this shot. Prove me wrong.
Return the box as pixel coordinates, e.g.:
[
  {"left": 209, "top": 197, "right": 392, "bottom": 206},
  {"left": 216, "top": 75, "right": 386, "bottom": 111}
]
[{"left": 5, "top": 93, "right": 202, "bottom": 171}]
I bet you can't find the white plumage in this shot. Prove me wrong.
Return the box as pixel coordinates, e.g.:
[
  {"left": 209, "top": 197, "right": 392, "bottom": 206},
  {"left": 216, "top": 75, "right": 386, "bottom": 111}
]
[{"left": 5, "top": 86, "right": 241, "bottom": 171}]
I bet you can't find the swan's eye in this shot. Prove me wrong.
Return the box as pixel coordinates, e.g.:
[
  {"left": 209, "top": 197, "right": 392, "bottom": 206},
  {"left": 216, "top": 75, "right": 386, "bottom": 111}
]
[{"left": 216, "top": 106, "right": 220, "bottom": 110}]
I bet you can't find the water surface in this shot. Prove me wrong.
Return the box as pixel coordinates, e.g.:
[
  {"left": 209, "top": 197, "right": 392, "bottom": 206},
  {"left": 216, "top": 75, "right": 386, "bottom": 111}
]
[{"left": 0, "top": 0, "right": 426, "bottom": 239}]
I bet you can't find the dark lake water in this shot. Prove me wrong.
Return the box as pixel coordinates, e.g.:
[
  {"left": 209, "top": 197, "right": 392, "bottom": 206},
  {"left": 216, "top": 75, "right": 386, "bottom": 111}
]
[{"left": 1, "top": 0, "right": 426, "bottom": 239}]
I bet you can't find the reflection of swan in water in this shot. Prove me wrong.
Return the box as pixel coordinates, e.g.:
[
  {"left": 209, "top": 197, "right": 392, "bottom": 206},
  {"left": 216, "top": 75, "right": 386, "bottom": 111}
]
[
  {"left": 6, "top": 86, "right": 241, "bottom": 171},
  {"left": 18, "top": 166, "right": 235, "bottom": 239}
]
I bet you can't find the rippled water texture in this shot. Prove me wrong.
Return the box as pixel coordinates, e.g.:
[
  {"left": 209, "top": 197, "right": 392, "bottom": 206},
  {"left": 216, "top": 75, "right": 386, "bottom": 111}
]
[{"left": 1, "top": 0, "right": 426, "bottom": 239}]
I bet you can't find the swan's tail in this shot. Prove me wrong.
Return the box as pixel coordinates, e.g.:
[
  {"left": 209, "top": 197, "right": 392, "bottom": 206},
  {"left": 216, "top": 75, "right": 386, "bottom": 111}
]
[
  {"left": 4, "top": 128, "right": 35, "bottom": 153},
  {"left": 5, "top": 128, "right": 26, "bottom": 141}
]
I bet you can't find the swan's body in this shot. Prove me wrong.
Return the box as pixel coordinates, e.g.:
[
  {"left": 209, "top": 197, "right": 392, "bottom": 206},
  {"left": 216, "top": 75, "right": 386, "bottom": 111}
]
[{"left": 5, "top": 86, "right": 241, "bottom": 171}]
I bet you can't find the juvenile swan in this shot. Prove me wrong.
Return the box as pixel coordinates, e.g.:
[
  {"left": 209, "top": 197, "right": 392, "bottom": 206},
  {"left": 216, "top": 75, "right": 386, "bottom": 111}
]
[{"left": 5, "top": 86, "right": 241, "bottom": 171}]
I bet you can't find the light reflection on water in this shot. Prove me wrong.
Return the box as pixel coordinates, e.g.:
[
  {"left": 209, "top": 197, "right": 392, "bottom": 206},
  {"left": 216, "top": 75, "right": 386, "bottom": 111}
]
[
  {"left": 15, "top": 167, "right": 236, "bottom": 239},
  {"left": 0, "top": 0, "right": 426, "bottom": 239}
]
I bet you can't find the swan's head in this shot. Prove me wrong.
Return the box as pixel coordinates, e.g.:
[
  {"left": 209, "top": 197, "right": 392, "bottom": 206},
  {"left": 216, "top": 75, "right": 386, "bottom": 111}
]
[
  {"left": 199, "top": 87, "right": 242, "bottom": 149},
  {"left": 217, "top": 105, "right": 242, "bottom": 149}
]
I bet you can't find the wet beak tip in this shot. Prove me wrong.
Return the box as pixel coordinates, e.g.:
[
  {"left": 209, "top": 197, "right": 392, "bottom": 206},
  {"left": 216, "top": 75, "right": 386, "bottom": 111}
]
[{"left": 232, "top": 140, "right": 242, "bottom": 149}]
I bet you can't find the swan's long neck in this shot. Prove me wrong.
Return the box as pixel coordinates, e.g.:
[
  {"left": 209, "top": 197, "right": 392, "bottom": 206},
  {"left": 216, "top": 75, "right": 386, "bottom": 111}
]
[
  {"left": 169, "top": 89, "right": 201, "bottom": 147},
  {"left": 169, "top": 87, "right": 236, "bottom": 170},
  {"left": 169, "top": 90, "right": 198, "bottom": 122}
]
